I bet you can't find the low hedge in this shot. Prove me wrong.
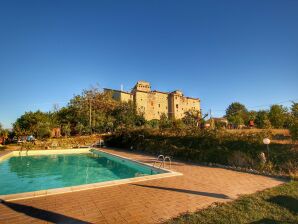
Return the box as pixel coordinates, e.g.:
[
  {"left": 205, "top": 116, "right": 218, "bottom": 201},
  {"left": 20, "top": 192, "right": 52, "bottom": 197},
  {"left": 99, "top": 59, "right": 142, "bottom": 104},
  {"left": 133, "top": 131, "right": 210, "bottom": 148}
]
[{"left": 105, "top": 129, "right": 298, "bottom": 177}]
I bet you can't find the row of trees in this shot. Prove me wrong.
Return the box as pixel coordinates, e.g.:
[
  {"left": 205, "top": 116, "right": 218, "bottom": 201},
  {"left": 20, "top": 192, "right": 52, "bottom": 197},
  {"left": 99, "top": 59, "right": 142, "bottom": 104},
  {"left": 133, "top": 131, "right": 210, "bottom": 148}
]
[
  {"left": 13, "top": 87, "right": 146, "bottom": 138},
  {"left": 10, "top": 85, "right": 298, "bottom": 140},
  {"left": 225, "top": 102, "right": 298, "bottom": 129},
  {"left": 0, "top": 123, "right": 9, "bottom": 144}
]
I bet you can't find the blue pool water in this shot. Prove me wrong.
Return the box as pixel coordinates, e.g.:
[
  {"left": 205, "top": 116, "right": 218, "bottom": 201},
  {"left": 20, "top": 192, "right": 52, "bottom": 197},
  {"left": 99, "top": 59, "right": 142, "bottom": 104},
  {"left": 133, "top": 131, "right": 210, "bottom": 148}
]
[{"left": 0, "top": 150, "right": 165, "bottom": 195}]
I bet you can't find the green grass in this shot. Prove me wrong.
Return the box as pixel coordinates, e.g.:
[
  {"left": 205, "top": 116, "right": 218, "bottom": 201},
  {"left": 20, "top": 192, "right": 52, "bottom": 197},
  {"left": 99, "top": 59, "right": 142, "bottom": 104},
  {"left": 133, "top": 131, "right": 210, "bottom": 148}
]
[{"left": 166, "top": 181, "right": 298, "bottom": 224}]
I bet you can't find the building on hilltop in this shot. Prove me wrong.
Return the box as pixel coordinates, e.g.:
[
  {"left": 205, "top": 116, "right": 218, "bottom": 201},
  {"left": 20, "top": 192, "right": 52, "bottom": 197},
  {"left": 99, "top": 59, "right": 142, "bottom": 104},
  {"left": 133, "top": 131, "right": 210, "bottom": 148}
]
[{"left": 104, "top": 81, "right": 200, "bottom": 120}]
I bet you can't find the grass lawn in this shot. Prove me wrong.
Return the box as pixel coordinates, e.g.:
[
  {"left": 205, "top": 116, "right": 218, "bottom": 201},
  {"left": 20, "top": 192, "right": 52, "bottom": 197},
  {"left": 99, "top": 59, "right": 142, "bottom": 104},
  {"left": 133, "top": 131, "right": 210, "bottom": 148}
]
[{"left": 167, "top": 181, "right": 298, "bottom": 224}]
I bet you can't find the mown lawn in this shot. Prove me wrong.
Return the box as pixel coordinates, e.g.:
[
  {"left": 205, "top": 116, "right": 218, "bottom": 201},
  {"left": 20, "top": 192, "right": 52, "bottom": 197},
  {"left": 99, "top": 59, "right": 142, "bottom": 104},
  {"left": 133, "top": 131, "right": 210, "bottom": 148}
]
[{"left": 167, "top": 181, "right": 298, "bottom": 224}]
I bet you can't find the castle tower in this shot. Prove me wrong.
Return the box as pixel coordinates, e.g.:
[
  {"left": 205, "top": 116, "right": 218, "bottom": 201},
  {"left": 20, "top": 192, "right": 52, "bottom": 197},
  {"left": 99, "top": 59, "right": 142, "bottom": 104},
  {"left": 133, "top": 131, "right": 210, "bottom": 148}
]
[{"left": 132, "top": 81, "right": 151, "bottom": 92}]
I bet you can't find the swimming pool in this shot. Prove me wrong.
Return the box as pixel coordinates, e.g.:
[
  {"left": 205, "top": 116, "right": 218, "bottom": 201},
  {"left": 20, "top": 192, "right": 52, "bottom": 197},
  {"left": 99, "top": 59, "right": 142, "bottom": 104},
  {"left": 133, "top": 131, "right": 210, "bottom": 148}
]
[{"left": 0, "top": 149, "right": 179, "bottom": 200}]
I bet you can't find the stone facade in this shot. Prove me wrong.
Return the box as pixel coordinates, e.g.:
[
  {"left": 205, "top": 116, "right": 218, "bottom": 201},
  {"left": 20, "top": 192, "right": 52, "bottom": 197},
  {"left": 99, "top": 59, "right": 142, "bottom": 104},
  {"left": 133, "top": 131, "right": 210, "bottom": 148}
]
[{"left": 104, "top": 81, "right": 200, "bottom": 120}]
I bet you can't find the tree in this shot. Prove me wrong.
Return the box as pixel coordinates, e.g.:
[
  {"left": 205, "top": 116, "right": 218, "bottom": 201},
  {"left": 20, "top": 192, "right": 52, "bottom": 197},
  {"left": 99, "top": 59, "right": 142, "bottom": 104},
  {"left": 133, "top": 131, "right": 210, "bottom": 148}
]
[
  {"left": 111, "top": 102, "right": 145, "bottom": 129},
  {"left": 287, "top": 102, "right": 298, "bottom": 139},
  {"left": 0, "top": 124, "right": 9, "bottom": 145},
  {"left": 268, "top": 105, "right": 288, "bottom": 128},
  {"left": 183, "top": 109, "right": 200, "bottom": 127},
  {"left": 13, "top": 111, "right": 53, "bottom": 138},
  {"left": 105, "top": 116, "right": 116, "bottom": 132},
  {"left": 291, "top": 102, "right": 298, "bottom": 118},
  {"left": 146, "top": 119, "right": 159, "bottom": 129},
  {"left": 36, "top": 122, "right": 52, "bottom": 139},
  {"left": 75, "top": 122, "right": 85, "bottom": 135},
  {"left": 289, "top": 118, "right": 298, "bottom": 141},
  {"left": 172, "top": 119, "right": 185, "bottom": 135},
  {"left": 248, "top": 111, "right": 257, "bottom": 121},
  {"left": 64, "top": 86, "right": 119, "bottom": 133},
  {"left": 56, "top": 106, "right": 80, "bottom": 133},
  {"left": 225, "top": 102, "right": 248, "bottom": 127},
  {"left": 255, "top": 110, "right": 271, "bottom": 129},
  {"left": 62, "top": 123, "right": 71, "bottom": 137},
  {"left": 159, "top": 113, "right": 172, "bottom": 131}
]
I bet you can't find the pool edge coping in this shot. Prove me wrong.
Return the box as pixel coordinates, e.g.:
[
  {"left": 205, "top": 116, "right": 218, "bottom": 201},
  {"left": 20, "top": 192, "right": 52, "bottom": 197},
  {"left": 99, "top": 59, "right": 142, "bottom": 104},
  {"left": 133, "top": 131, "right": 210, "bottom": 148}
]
[{"left": 0, "top": 149, "right": 182, "bottom": 201}]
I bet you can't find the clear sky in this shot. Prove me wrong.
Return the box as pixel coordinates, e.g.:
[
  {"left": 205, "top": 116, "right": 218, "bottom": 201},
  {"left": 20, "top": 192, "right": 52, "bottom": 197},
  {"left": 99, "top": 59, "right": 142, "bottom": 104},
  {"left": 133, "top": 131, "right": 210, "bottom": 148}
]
[{"left": 0, "top": 0, "right": 297, "bottom": 128}]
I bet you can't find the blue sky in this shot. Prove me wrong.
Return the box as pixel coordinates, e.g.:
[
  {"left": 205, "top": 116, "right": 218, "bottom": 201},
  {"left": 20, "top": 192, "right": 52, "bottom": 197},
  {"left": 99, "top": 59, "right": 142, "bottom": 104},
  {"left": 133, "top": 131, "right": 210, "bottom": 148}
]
[{"left": 0, "top": 0, "right": 297, "bottom": 128}]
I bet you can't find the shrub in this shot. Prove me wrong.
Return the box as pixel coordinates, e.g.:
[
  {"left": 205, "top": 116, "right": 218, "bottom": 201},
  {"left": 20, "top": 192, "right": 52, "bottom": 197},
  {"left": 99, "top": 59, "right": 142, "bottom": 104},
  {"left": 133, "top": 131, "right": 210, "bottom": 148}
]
[
  {"left": 289, "top": 118, "right": 298, "bottom": 141},
  {"left": 227, "top": 151, "right": 255, "bottom": 167},
  {"left": 105, "top": 129, "right": 297, "bottom": 176},
  {"left": 36, "top": 123, "right": 52, "bottom": 139}
]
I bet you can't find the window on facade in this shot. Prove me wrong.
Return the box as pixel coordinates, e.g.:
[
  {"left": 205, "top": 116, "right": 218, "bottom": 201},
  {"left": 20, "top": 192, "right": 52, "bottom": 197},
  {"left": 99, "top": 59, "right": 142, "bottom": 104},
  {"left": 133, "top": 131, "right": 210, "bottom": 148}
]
[
  {"left": 158, "top": 104, "right": 160, "bottom": 107},
  {"left": 151, "top": 102, "right": 153, "bottom": 106},
  {"left": 176, "top": 104, "right": 179, "bottom": 109}
]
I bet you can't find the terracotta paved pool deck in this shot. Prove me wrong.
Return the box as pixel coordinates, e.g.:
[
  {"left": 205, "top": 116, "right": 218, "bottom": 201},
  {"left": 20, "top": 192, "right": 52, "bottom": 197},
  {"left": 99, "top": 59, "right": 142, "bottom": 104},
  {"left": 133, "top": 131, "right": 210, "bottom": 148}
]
[{"left": 0, "top": 148, "right": 285, "bottom": 224}]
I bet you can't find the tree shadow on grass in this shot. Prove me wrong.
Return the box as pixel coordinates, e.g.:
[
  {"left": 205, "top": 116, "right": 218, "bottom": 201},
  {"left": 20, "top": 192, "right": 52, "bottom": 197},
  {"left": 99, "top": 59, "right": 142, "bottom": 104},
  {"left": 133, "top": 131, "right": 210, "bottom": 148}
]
[
  {"left": 131, "top": 183, "right": 230, "bottom": 199},
  {"left": 1, "top": 200, "right": 91, "bottom": 224},
  {"left": 249, "top": 218, "right": 295, "bottom": 224},
  {"left": 267, "top": 195, "right": 298, "bottom": 214},
  {"left": 249, "top": 196, "right": 298, "bottom": 224}
]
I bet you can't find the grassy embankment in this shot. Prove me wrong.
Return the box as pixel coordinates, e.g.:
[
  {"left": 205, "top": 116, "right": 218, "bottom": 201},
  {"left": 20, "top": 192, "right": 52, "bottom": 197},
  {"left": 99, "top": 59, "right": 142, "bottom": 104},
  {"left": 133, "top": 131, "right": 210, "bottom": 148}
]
[
  {"left": 105, "top": 129, "right": 298, "bottom": 178},
  {"left": 166, "top": 181, "right": 298, "bottom": 224},
  {"left": 4, "top": 134, "right": 103, "bottom": 151}
]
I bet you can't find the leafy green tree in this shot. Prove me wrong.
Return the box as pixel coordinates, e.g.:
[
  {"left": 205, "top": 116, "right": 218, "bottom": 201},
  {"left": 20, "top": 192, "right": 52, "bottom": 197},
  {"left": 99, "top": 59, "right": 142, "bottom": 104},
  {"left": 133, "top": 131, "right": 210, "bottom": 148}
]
[
  {"left": 105, "top": 116, "right": 116, "bottom": 132},
  {"left": 146, "top": 119, "right": 159, "bottom": 129},
  {"left": 92, "top": 112, "right": 107, "bottom": 133},
  {"left": 64, "top": 86, "right": 118, "bottom": 133},
  {"left": 286, "top": 102, "right": 298, "bottom": 138},
  {"left": 61, "top": 123, "right": 71, "bottom": 137},
  {"left": 36, "top": 122, "right": 52, "bottom": 139},
  {"left": 291, "top": 102, "right": 298, "bottom": 118},
  {"left": 248, "top": 111, "right": 257, "bottom": 121},
  {"left": 172, "top": 119, "right": 186, "bottom": 135},
  {"left": 289, "top": 118, "right": 298, "bottom": 141},
  {"left": 255, "top": 110, "right": 271, "bottom": 129},
  {"left": 56, "top": 106, "right": 80, "bottom": 133},
  {"left": 112, "top": 102, "right": 145, "bottom": 129},
  {"left": 0, "top": 124, "right": 9, "bottom": 144},
  {"left": 159, "top": 113, "right": 172, "bottom": 131},
  {"left": 75, "top": 122, "right": 85, "bottom": 135},
  {"left": 225, "top": 102, "right": 248, "bottom": 127},
  {"left": 268, "top": 105, "right": 288, "bottom": 128},
  {"left": 183, "top": 109, "right": 200, "bottom": 127},
  {"left": 13, "top": 111, "right": 52, "bottom": 138}
]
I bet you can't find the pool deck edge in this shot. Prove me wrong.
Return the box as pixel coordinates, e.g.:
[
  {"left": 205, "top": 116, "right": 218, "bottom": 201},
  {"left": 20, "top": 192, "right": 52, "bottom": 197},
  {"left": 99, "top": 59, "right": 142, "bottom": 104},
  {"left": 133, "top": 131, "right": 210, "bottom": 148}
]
[{"left": 0, "top": 148, "right": 182, "bottom": 201}]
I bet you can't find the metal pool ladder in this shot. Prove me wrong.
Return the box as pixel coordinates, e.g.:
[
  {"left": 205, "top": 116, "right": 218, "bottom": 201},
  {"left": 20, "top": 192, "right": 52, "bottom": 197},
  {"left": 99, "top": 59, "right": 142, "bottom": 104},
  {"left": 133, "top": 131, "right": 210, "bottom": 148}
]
[
  {"left": 19, "top": 147, "right": 29, "bottom": 156},
  {"left": 153, "top": 155, "right": 171, "bottom": 169}
]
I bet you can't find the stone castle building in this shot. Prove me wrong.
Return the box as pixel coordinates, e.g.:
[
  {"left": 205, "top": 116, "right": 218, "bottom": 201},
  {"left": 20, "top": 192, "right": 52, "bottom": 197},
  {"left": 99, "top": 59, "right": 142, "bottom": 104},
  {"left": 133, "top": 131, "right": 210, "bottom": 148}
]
[{"left": 104, "top": 81, "right": 200, "bottom": 120}]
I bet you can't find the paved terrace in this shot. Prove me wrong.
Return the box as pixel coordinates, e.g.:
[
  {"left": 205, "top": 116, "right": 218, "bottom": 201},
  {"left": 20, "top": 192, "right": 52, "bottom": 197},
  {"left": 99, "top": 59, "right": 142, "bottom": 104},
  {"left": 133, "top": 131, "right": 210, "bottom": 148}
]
[
  {"left": 0, "top": 150, "right": 10, "bottom": 157},
  {"left": 0, "top": 148, "right": 285, "bottom": 224}
]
